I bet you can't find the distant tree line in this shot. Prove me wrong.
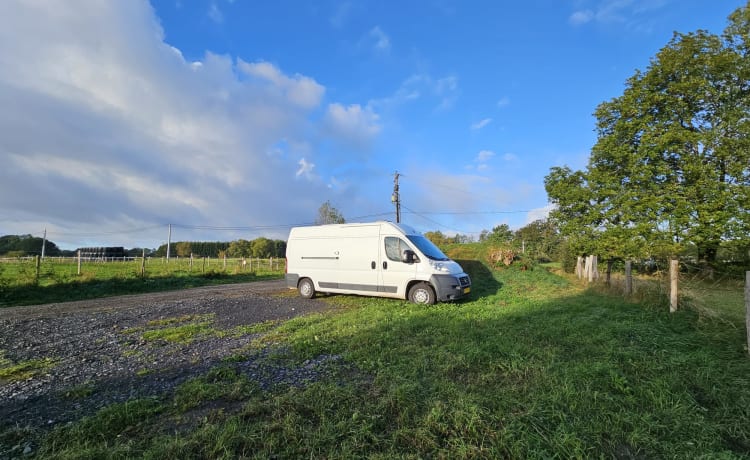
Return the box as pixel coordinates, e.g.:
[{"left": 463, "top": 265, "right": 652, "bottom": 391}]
[
  {"left": 153, "top": 238, "right": 286, "bottom": 259},
  {"left": 0, "top": 235, "right": 287, "bottom": 259},
  {"left": 0, "top": 234, "right": 63, "bottom": 257},
  {"left": 424, "top": 219, "right": 565, "bottom": 264}
]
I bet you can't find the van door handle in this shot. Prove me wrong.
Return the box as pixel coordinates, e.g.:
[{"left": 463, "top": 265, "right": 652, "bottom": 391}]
[
  {"left": 371, "top": 261, "right": 376, "bottom": 269},
  {"left": 383, "top": 261, "right": 388, "bottom": 270}
]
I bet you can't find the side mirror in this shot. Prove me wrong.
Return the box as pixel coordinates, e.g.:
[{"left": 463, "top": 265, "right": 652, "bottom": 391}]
[{"left": 402, "top": 250, "right": 418, "bottom": 264}]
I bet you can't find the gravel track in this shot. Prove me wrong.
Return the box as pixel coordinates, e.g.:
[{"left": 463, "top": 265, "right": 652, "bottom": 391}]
[{"left": 0, "top": 280, "right": 336, "bottom": 454}]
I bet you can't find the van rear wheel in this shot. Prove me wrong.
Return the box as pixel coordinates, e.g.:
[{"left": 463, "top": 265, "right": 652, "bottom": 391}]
[
  {"left": 298, "top": 278, "right": 316, "bottom": 299},
  {"left": 408, "top": 282, "right": 435, "bottom": 305}
]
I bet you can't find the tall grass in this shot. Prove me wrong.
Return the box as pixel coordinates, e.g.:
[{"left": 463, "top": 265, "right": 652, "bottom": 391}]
[{"left": 17, "top": 262, "right": 750, "bottom": 458}]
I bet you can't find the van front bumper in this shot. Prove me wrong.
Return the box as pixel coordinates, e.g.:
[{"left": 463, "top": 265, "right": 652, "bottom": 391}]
[{"left": 430, "top": 273, "right": 472, "bottom": 301}]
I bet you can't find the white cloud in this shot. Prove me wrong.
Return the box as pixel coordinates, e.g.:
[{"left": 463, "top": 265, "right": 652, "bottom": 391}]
[
  {"left": 526, "top": 204, "right": 556, "bottom": 224},
  {"left": 569, "top": 9, "right": 594, "bottom": 25},
  {"left": 208, "top": 2, "right": 223, "bottom": 23},
  {"left": 324, "top": 103, "right": 382, "bottom": 150},
  {"left": 476, "top": 150, "right": 495, "bottom": 162},
  {"left": 503, "top": 153, "right": 518, "bottom": 161},
  {"left": 296, "top": 158, "right": 316, "bottom": 180},
  {"left": 0, "top": 0, "right": 369, "bottom": 247},
  {"left": 497, "top": 96, "right": 510, "bottom": 108},
  {"left": 470, "top": 118, "right": 492, "bottom": 130},
  {"left": 238, "top": 60, "right": 325, "bottom": 109},
  {"left": 369, "top": 26, "right": 391, "bottom": 53},
  {"left": 435, "top": 76, "right": 459, "bottom": 110},
  {"left": 569, "top": 1, "right": 668, "bottom": 30},
  {"left": 330, "top": 2, "right": 352, "bottom": 28}
]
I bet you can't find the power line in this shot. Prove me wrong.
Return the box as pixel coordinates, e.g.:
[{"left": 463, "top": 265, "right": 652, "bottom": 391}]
[
  {"left": 405, "top": 210, "right": 533, "bottom": 215},
  {"left": 402, "top": 206, "right": 480, "bottom": 235}
]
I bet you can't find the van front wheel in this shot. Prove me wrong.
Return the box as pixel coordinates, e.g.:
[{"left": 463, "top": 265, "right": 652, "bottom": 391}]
[
  {"left": 408, "top": 283, "right": 435, "bottom": 305},
  {"left": 298, "top": 278, "right": 316, "bottom": 299}
]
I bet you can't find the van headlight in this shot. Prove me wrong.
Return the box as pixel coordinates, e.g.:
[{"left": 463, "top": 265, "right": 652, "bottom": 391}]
[{"left": 429, "top": 260, "right": 450, "bottom": 272}]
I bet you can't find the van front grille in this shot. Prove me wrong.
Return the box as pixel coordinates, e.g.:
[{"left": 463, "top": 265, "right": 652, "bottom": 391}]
[{"left": 458, "top": 276, "right": 470, "bottom": 287}]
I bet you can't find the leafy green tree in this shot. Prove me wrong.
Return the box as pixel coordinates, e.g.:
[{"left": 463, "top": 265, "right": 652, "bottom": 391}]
[
  {"left": 0, "top": 234, "right": 61, "bottom": 256},
  {"left": 547, "top": 3, "right": 750, "bottom": 272},
  {"left": 424, "top": 231, "right": 448, "bottom": 247},
  {"left": 481, "top": 224, "right": 514, "bottom": 244},
  {"left": 251, "top": 237, "right": 275, "bottom": 258},
  {"left": 315, "top": 201, "right": 346, "bottom": 225},
  {"left": 273, "top": 240, "right": 287, "bottom": 258},
  {"left": 514, "top": 219, "right": 562, "bottom": 262},
  {"left": 227, "top": 239, "right": 252, "bottom": 258},
  {"left": 174, "top": 242, "right": 192, "bottom": 257}
]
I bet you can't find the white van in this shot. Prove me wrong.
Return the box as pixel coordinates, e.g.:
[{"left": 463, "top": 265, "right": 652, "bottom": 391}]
[{"left": 285, "top": 221, "right": 471, "bottom": 304}]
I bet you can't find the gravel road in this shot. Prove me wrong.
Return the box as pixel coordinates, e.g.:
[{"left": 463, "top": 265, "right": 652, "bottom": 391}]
[{"left": 0, "top": 280, "right": 336, "bottom": 454}]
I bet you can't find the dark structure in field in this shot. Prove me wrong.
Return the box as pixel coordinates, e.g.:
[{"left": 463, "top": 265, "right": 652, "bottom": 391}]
[{"left": 76, "top": 247, "right": 126, "bottom": 260}]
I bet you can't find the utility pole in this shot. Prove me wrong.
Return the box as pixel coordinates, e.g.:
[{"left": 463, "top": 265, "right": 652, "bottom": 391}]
[
  {"left": 166, "top": 223, "right": 172, "bottom": 262},
  {"left": 41, "top": 228, "right": 47, "bottom": 260},
  {"left": 391, "top": 171, "right": 401, "bottom": 223}
]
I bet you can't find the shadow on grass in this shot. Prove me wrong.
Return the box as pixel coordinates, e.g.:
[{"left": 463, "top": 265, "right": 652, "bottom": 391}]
[
  {"left": 455, "top": 259, "right": 502, "bottom": 299},
  {"left": 0, "top": 272, "right": 283, "bottom": 307}
]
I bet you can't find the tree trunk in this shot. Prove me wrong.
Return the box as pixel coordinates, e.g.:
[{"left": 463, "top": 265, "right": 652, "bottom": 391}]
[
  {"left": 698, "top": 244, "right": 718, "bottom": 280},
  {"left": 606, "top": 259, "right": 613, "bottom": 286}
]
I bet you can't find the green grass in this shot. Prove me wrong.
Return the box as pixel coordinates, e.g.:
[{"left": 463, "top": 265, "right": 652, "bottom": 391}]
[
  {"left": 14, "top": 261, "right": 750, "bottom": 458},
  {"left": 0, "top": 258, "right": 284, "bottom": 307},
  {"left": 0, "top": 351, "right": 56, "bottom": 382}
]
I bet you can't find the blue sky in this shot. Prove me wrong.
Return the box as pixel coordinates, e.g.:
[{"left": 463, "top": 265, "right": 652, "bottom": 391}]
[{"left": 0, "top": 0, "right": 744, "bottom": 249}]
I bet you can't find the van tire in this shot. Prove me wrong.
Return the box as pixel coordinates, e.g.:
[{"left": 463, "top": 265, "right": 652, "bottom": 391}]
[
  {"left": 298, "top": 278, "right": 316, "bottom": 299},
  {"left": 408, "top": 282, "right": 435, "bottom": 305}
]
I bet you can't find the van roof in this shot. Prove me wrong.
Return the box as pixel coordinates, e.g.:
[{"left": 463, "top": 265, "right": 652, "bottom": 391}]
[{"left": 290, "top": 221, "right": 420, "bottom": 236}]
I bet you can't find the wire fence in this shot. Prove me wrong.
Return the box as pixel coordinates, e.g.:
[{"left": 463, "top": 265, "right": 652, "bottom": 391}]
[{"left": 0, "top": 255, "right": 286, "bottom": 289}]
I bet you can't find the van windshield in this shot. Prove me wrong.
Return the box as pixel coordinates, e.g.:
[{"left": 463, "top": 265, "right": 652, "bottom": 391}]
[{"left": 405, "top": 235, "right": 450, "bottom": 261}]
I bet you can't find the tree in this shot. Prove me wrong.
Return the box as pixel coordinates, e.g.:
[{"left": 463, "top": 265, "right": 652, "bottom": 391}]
[
  {"left": 227, "top": 239, "right": 252, "bottom": 258},
  {"left": 0, "top": 234, "right": 61, "bottom": 256},
  {"left": 546, "top": 3, "right": 750, "bottom": 272},
  {"left": 174, "top": 241, "right": 192, "bottom": 257},
  {"left": 251, "top": 237, "right": 275, "bottom": 258},
  {"left": 424, "top": 231, "right": 448, "bottom": 247},
  {"left": 481, "top": 224, "right": 514, "bottom": 244},
  {"left": 315, "top": 201, "right": 345, "bottom": 225},
  {"left": 514, "top": 219, "right": 562, "bottom": 262}
]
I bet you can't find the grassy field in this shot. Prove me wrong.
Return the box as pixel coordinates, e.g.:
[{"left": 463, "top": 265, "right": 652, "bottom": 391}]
[
  {"left": 8, "top": 259, "right": 748, "bottom": 458},
  {"left": 0, "top": 257, "right": 285, "bottom": 307}
]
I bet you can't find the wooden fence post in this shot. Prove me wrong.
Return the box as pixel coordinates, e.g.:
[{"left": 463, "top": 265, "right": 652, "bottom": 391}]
[
  {"left": 223, "top": 255, "right": 227, "bottom": 270},
  {"left": 141, "top": 249, "right": 146, "bottom": 278},
  {"left": 670, "top": 258, "right": 679, "bottom": 313},
  {"left": 189, "top": 253, "right": 193, "bottom": 271},
  {"left": 591, "top": 255, "right": 598, "bottom": 282},
  {"left": 745, "top": 271, "right": 749, "bottom": 357},
  {"left": 576, "top": 256, "right": 583, "bottom": 279},
  {"left": 624, "top": 260, "right": 633, "bottom": 296},
  {"left": 77, "top": 250, "right": 82, "bottom": 276},
  {"left": 34, "top": 255, "right": 40, "bottom": 285}
]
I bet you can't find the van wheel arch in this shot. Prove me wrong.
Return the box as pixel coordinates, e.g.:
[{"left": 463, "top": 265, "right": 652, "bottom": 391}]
[
  {"left": 408, "top": 282, "right": 436, "bottom": 305},
  {"left": 298, "top": 278, "right": 316, "bottom": 299}
]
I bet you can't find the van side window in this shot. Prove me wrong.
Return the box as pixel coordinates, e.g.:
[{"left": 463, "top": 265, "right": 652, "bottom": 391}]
[{"left": 385, "top": 237, "right": 411, "bottom": 262}]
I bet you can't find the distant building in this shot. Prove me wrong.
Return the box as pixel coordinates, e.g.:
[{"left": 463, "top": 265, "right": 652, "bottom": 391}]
[{"left": 76, "top": 247, "right": 126, "bottom": 260}]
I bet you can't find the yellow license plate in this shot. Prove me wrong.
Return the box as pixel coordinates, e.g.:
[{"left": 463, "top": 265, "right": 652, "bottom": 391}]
[{"left": 463, "top": 287, "right": 471, "bottom": 294}]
